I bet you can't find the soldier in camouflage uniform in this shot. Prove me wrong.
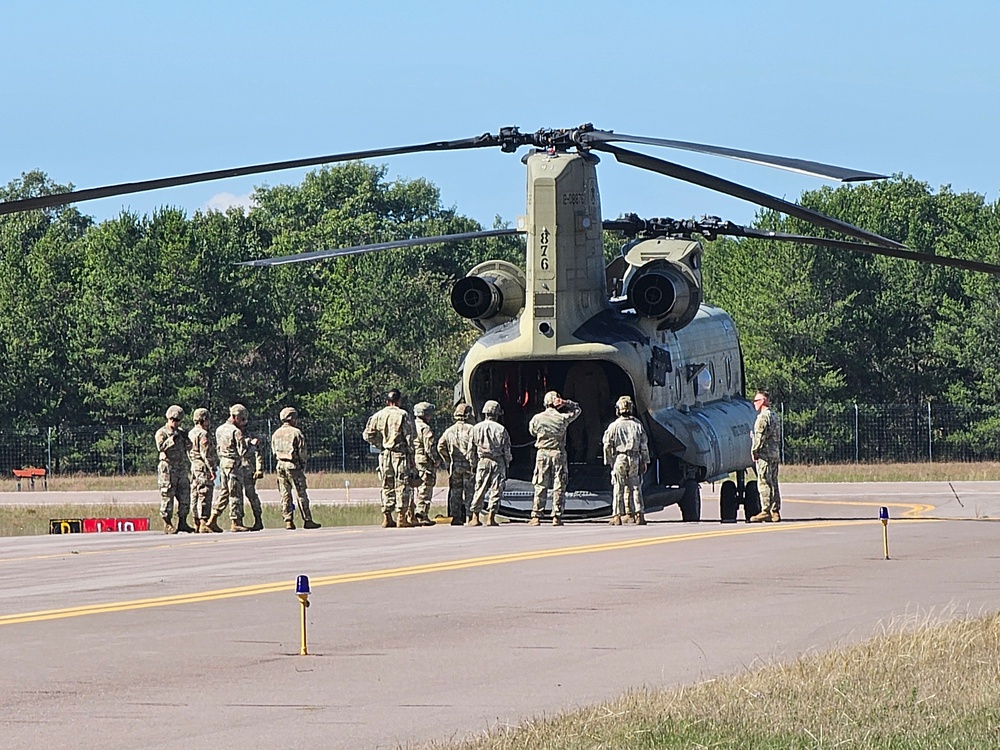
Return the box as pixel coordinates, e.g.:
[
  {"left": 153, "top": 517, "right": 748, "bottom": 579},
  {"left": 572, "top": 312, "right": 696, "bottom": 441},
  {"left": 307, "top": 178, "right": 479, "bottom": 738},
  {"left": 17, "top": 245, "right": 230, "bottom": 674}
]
[
  {"left": 469, "top": 400, "right": 512, "bottom": 527},
  {"left": 412, "top": 402, "right": 442, "bottom": 527},
  {"left": 188, "top": 408, "right": 218, "bottom": 534},
  {"left": 242, "top": 424, "right": 266, "bottom": 531},
  {"left": 271, "top": 406, "right": 321, "bottom": 530},
  {"left": 750, "top": 390, "right": 782, "bottom": 522},
  {"left": 602, "top": 395, "right": 650, "bottom": 525},
  {"left": 155, "top": 405, "right": 194, "bottom": 534},
  {"left": 363, "top": 389, "right": 417, "bottom": 528},
  {"left": 206, "top": 404, "right": 251, "bottom": 533},
  {"left": 437, "top": 403, "right": 475, "bottom": 526},
  {"left": 528, "top": 391, "right": 582, "bottom": 527}
]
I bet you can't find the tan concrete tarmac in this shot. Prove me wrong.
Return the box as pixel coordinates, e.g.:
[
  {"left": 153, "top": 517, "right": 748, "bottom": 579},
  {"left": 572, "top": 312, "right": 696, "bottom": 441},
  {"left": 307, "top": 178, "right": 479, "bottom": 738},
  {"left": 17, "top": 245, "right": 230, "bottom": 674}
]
[{"left": 1, "top": 483, "right": 998, "bottom": 749}]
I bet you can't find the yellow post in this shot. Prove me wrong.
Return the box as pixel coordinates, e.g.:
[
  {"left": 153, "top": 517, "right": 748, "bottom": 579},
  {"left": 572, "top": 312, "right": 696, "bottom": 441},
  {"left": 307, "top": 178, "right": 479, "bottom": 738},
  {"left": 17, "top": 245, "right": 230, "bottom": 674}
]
[
  {"left": 879, "top": 507, "right": 889, "bottom": 560},
  {"left": 296, "top": 575, "right": 310, "bottom": 655},
  {"left": 345, "top": 479, "right": 351, "bottom": 505}
]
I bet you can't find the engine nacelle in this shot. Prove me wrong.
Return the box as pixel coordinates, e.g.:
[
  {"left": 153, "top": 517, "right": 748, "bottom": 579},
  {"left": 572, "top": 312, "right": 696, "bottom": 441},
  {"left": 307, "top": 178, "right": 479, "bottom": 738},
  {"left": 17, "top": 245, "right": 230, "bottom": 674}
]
[
  {"left": 451, "top": 260, "right": 526, "bottom": 331},
  {"left": 622, "top": 238, "right": 702, "bottom": 331}
]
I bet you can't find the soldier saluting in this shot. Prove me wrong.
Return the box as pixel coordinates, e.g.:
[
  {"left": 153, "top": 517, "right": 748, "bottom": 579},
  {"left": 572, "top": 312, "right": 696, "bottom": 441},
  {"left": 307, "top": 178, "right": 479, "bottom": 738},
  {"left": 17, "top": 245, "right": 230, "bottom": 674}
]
[{"left": 528, "top": 391, "right": 581, "bottom": 526}]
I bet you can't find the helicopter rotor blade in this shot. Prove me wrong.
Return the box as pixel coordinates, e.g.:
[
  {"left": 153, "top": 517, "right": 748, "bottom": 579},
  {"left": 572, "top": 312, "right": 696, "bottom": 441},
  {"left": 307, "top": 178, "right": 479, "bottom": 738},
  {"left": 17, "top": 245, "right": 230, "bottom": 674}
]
[
  {"left": 238, "top": 227, "right": 523, "bottom": 267},
  {"left": 581, "top": 130, "right": 887, "bottom": 182},
  {"left": 0, "top": 133, "right": 501, "bottom": 216},
  {"left": 594, "top": 142, "right": 907, "bottom": 251},
  {"left": 735, "top": 227, "right": 1000, "bottom": 276}
]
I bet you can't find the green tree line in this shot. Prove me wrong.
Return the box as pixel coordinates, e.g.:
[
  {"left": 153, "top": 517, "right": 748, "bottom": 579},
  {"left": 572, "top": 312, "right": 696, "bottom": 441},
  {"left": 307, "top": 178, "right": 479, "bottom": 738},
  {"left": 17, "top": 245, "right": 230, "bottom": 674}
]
[{"left": 2, "top": 165, "right": 998, "bottom": 432}]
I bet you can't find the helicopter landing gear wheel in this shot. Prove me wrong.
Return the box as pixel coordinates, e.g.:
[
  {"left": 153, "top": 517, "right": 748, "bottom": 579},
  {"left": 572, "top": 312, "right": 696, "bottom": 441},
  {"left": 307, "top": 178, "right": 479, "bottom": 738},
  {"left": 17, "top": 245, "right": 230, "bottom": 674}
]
[
  {"left": 743, "top": 480, "right": 761, "bottom": 522},
  {"left": 679, "top": 481, "right": 701, "bottom": 522},
  {"left": 720, "top": 480, "right": 738, "bottom": 523}
]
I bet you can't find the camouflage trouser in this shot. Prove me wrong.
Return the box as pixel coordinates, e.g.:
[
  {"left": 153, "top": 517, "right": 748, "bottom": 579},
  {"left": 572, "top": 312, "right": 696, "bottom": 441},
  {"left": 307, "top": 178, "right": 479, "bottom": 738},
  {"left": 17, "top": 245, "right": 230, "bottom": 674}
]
[
  {"left": 378, "top": 450, "right": 411, "bottom": 515},
  {"left": 447, "top": 468, "right": 474, "bottom": 523},
  {"left": 277, "top": 461, "right": 313, "bottom": 522},
  {"left": 531, "top": 448, "right": 568, "bottom": 518},
  {"left": 189, "top": 465, "right": 215, "bottom": 522},
  {"left": 611, "top": 453, "right": 644, "bottom": 517},
  {"left": 244, "top": 476, "right": 263, "bottom": 521},
  {"left": 212, "top": 459, "right": 246, "bottom": 523},
  {"left": 158, "top": 461, "right": 191, "bottom": 521},
  {"left": 756, "top": 457, "right": 781, "bottom": 514},
  {"left": 414, "top": 461, "right": 436, "bottom": 518},
  {"left": 471, "top": 457, "right": 505, "bottom": 515}
]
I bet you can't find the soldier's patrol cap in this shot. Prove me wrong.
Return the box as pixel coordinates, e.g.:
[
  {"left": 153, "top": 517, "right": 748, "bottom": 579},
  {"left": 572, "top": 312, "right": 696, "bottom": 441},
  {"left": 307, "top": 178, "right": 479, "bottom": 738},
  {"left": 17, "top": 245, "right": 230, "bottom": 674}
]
[
  {"left": 192, "top": 407, "right": 210, "bottom": 423},
  {"left": 280, "top": 406, "right": 298, "bottom": 422},
  {"left": 165, "top": 405, "right": 184, "bottom": 420},
  {"left": 413, "top": 402, "right": 434, "bottom": 418},
  {"left": 229, "top": 403, "right": 249, "bottom": 419}
]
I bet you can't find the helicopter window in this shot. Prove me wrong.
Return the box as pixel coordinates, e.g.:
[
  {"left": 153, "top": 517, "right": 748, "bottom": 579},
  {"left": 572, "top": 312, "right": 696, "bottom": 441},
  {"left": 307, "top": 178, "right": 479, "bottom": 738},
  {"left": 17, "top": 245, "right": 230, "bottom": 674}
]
[
  {"left": 697, "top": 363, "right": 714, "bottom": 395},
  {"left": 725, "top": 357, "right": 732, "bottom": 390}
]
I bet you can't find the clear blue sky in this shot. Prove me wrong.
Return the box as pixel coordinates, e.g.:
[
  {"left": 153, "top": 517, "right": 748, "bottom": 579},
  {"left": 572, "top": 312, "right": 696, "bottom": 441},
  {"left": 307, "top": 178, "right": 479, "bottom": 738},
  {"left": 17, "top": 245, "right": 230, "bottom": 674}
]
[{"left": 3, "top": 1, "right": 998, "bottom": 233}]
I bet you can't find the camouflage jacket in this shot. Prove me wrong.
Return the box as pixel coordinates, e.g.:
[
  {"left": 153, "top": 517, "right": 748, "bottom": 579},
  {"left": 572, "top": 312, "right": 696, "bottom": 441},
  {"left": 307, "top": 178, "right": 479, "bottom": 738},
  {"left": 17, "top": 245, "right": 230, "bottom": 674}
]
[
  {"left": 187, "top": 424, "right": 218, "bottom": 471},
  {"left": 363, "top": 405, "right": 415, "bottom": 455},
  {"left": 413, "top": 417, "right": 441, "bottom": 468},
  {"left": 155, "top": 423, "right": 192, "bottom": 468},
  {"left": 602, "top": 416, "right": 650, "bottom": 465},
  {"left": 216, "top": 421, "right": 247, "bottom": 464},
  {"left": 437, "top": 420, "right": 474, "bottom": 474},
  {"left": 271, "top": 423, "right": 307, "bottom": 468},
  {"left": 469, "top": 419, "right": 512, "bottom": 468},
  {"left": 752, "top": 406, "right": 782, "bottom": 461},
  {"left": 528, "top": 401, "right": 582, "bottom": 451},
  {"left": 244, "top": 431, "right": 265, "bottom": 474}
]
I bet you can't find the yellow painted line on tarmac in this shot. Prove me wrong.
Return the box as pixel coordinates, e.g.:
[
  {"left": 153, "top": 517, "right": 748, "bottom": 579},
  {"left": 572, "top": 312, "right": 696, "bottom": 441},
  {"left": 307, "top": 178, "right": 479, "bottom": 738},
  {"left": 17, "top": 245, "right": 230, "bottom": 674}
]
[
  {"left": 785, "top": 498, "right": 935, "bottom": 517},
  {"left": 0, "top": 518, "right": 932, "bottom": 627}
]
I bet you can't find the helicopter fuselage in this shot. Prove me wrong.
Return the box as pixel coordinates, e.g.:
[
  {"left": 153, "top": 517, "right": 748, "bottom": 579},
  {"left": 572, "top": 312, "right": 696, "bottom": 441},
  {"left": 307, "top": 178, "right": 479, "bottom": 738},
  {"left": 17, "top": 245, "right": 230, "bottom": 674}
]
[{"left": 455, "top": 149, "right": 756, "bottom": 518}]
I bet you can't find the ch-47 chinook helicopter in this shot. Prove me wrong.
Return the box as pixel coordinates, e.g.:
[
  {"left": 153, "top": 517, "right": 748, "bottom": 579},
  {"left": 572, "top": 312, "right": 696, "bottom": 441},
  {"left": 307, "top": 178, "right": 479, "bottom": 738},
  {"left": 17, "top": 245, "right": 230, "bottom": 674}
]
[{"left": 6, "top": 124, "right": 1000, "bottom": 521}]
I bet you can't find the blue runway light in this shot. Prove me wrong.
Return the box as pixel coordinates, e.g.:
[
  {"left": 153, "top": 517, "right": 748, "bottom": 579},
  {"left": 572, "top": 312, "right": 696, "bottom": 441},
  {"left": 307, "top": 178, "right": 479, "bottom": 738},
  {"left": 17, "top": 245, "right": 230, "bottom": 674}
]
[
  {"left": 879, "top": 506, "right": 889, "bottom": 521},
  {"left": 296, "top": 575, "right": 311, "bottom": 595}
]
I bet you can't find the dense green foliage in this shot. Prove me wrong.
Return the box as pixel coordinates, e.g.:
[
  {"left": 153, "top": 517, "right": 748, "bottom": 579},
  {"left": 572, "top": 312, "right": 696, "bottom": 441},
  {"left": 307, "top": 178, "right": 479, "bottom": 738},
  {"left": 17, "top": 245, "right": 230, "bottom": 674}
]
[{"left": 2, "top": 165, "right": 998, "bottom": 431}]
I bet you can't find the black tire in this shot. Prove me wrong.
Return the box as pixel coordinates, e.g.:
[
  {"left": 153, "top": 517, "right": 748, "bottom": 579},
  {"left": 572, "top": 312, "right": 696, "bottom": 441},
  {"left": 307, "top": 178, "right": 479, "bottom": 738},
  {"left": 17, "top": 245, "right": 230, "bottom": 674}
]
[
  {"left": 743, "top": 480, "right": 761, "bottom": 522},
  {"left": 720, "top": 480, "right": 738, "bottom": 523},
  {"left": 679, "top": 481, "right": 701, "bottom": 522}
]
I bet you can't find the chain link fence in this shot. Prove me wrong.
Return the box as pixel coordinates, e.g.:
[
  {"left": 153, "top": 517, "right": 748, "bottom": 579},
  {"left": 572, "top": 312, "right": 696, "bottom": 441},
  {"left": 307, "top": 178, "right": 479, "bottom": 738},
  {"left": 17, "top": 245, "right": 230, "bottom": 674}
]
[{"left": 0, "top": 404, "right": 997, "bottom": 476}]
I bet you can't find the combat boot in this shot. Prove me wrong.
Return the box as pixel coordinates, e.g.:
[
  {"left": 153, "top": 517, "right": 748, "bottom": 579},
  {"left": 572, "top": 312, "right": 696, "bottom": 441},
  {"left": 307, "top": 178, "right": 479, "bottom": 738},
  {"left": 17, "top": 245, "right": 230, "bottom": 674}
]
[
  {"left": 609, "top": 515, "right": 622, "bottom": 526},
  {"left": 486, "top": 511, "right": 499, "bottom": 527},
  {"left": 303, "top": 519, "right": 322, "bottom": 529},
  {"left": 205, "top": 514, "right": 224, "bottom": 533},
  {"left": 381, "top": 511, "right": 396, "bottom": 528},
  {"left": 770, "top": 510, "right": 781, "bottom": 523},
  {"left": 527, "top": 517, "right": 541, "bottom": 526},
  {"left": 749, "top": 511, "right": 772, "bottom": 523},
  {"left": 285, "top": 519, "right": 296, "bottom": 530},
  {"left": 230, "top": 520, "right": 250, "bottom": 532},
  {"left": 162, "top": 518, "right": 177, "bottom": 535},
  {"left": 397, "top": 512, "right": 414, "bottom": 528},
  {"left": 198, "top": 520, "right": 212, "bottom": 533},
  {"left": 552, "top": 516, "right": 564, "bottom": 527},
  {"left": 637, "top": 513, "right": 647, "bottom": 526},
  {"left": 176, "top": 516, "right": 196, "bottom": 533},
  {"left": 625, "top": 514, "right": 636, "bottom": 524},
  {"left": 467, "top": 513, "right": 481, "bottom": 527},
  {"left": 414, "top": 513, "right": 434, "bottom": 527},
  {"left": 249, "top": 515, "right": 264, "bottom": 532}
]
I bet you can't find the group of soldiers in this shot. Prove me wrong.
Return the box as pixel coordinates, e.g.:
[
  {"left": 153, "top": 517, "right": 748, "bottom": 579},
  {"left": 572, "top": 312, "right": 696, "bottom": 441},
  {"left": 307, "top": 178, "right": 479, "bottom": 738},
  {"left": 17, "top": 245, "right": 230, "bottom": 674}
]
[
  {"left": 156, "top": 387, "right": 779, "bottom": 533},
  {"left": 362, "top": 388, "right": 651, "bottom": 528},
  {"left": 154, "top": 403, "right": 320, "bottom": 534}
]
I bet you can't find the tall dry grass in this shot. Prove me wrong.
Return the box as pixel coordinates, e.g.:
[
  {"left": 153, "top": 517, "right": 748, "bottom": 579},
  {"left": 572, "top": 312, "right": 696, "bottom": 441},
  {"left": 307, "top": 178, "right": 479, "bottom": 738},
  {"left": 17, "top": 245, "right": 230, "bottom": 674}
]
[{"left": 435, "top": 611, "right": 1000, "bottom": 749}]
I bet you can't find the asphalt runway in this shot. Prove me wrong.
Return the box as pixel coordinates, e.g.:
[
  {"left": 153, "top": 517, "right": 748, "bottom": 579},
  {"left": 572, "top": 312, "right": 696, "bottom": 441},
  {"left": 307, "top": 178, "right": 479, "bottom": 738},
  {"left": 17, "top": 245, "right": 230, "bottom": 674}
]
[{"left": 2, "top": 482, "right": 999, "bottom": 749}]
